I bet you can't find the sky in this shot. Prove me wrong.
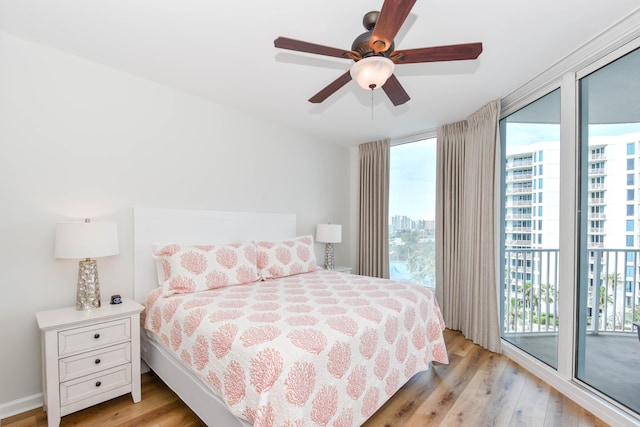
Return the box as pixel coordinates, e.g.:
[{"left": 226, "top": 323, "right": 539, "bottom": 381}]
[
  {"left": 389, "top": 138, "right": 436, "bottom": 221},
  {"left": 506, "top": 122, "right": 640, "bottom": 147},
  {"left": 389, "top": 124, "right": 640, "bottom": 223}
]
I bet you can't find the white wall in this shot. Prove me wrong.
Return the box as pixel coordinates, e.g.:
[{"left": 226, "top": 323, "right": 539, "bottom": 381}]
[{"left": 0, "top": 32, "right": 351, "bottom": 410}]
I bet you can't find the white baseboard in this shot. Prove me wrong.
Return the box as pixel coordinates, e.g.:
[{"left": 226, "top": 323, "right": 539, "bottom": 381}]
[
  {"left": 0, "top": 393, "right": 43, "bottom": 421},
  {"left": 502, "top": 340, "right": 640, "bottom": 427}
]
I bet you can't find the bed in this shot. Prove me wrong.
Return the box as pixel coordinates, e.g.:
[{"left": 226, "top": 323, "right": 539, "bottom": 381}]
[{"left": 133, "top": 208, "right": 448, "bottom": 427}]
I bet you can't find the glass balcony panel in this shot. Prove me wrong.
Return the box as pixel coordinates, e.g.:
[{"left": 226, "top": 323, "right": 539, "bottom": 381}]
[{"left": 577, "top": 45, "right": 640, "bottom": 414}]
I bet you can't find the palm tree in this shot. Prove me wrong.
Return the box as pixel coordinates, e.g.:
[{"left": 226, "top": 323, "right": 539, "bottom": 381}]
[
  {"left": 537, "top": 283, "right": 556, "bottom": 330},
  {"left": 598, "top": 273, "right": 620, "bottom": 329}
]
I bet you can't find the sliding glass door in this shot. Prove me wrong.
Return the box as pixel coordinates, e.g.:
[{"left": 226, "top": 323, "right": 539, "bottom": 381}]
[
  {"left": 500, "top": 90, "right": 561, "bottom": 369},
  {"left": 577, "top": 46, "right": 640, "bottom": 414}
]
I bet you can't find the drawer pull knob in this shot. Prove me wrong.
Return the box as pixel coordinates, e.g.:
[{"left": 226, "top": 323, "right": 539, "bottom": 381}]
[
  {"left": 94, "top": 358, "right": 101, "bottom": 364},
  {"left": 95, "top": 381, "right": 102, "bottom": 387},
  {"left": 94, "top": 333, "right": 100, "bottom": 339}
]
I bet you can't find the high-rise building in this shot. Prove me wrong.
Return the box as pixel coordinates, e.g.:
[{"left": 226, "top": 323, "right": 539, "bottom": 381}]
[
  {"left": 504, "top": 133, "right": 640, "bottom": 317},
  {"left": 504, "top": 140, "right": 560, "bottom": 289}
]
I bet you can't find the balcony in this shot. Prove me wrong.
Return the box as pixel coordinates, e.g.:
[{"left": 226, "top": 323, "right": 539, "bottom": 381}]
[
  {"left": 506, "top": 158, "right": 533, "bottom": 169},
  {"left": 505, "top": 199, "right": 533, "bottom": 208},
  {"left": 503, "top": 248, "right": 640, "bottom": 414},
  {"left": 505, "top": 226, "right": 532, "bottom": 233},
  {"left": 587, "top": 212, "right": 606, "bottom": 219},
  {"left": 503, "top": 332, "right": 638, "bottom": 412},
  {"left": 505, "top": 239, "right": 532, "bottom": 246},
  {"left": 506, "top": 173, "right": 533, "bottom": 183},
  {"left": 589, "top": 152, "right": 606, "bottom": 161},
  {"left": 506, "top": 186, "right": 533, "bottom": 195},
  {"left": 588, "top": 197, "right": 605, "bottom": 205},
  {"left": 505, "top": 213, "right": 532, "bottom": 220}
]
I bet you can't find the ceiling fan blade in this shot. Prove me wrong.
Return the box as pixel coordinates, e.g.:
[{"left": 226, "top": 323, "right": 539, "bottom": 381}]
[
  {"left": 391, "top": 42, "right": 483, "bottom": 64},
  {"left": 382, "top": 74, "right": 410, "bottom": 106},
  {"left": 274, "top": 37, "right": 359, "bottom": 60},
  {"left": 370, "top": 0, "right": 417, "bottom": 54},
  {"left": 309, "top": 71, "right": 353, "bottom": 103}
]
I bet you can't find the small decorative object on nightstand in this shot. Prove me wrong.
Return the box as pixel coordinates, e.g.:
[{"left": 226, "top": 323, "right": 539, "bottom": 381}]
[
  {"left": 316, "top": 223, "right": 342, "bottom": 270},
  {"left": 36, "top": 299, "right": 144, "bottom": 427}
]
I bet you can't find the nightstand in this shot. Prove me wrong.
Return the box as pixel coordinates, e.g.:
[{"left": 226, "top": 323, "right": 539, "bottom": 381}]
[
  {"left": 332, "top": 265, "right": 352, "bottom": 274},
  {"left": 36, "top": 299, "right": 144, "bottom": 427}
]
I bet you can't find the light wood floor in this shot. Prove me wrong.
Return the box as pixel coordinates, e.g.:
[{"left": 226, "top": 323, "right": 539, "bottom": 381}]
[{"left": 3, "top": 329, "right": 608, "bottom": 427}]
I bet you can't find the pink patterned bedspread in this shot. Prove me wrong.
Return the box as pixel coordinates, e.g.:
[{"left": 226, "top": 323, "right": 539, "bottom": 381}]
[{"left": 143, "top": 270, "right": 448, "bottom": 427}]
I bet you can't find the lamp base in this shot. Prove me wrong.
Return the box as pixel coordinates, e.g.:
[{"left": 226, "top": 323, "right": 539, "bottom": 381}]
[
  {"left": 77, "top": 259, "right": 101, "bottom": 310},
  {"left": 324, "top": 243, "right": 335, "bottom": 270}
]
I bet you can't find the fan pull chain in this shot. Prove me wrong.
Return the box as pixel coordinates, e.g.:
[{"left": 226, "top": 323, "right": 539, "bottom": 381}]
[
  {"left": 368, "top": 84, "right": 377, "bottom": 119},
  {"left": 370, "top": 86, "right": 374, "bottom": 120}
]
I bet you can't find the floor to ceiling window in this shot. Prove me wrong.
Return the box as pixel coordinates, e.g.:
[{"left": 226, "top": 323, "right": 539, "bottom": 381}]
[
  {"left": 389, "top": 137, "right": 437, "bottom": 288},
  {"left": 500, "top": 37, "right": 640, "bottom": 424},
  {"left": 577, "top": 45, "right": 640, "bottom": 415},
  {"left": 500, "top": 90, "right": 561, "bottom": 369},
  {"left": 496, "top": 14, "right": 640, "bottom": 423}
]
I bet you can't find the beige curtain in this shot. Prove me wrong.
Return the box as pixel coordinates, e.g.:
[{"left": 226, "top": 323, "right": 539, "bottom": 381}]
[
  {"left": 358, "top": 139, "right": 390, "bottom": 278},
  {"left": 436, "top": 100, "right": 502, "bottom": 353}
]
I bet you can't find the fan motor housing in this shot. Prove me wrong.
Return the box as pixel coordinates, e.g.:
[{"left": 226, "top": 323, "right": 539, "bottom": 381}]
[
  {"left": 352, "top": 11, "right": 394, "bottom": 59},
  {"left": 362, "top": 11, "right": 379, "bottom": 30},
  {"left": 351, "top": 32, "right": 394, "bottom": 58}
]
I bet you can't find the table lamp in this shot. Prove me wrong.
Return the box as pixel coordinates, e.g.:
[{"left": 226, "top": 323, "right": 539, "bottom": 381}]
[
  {"left": 55, "top": 219, "right": 119, "bottom": 310},
  {"left": 316, "top": 223, "right": 342, "bottom": 270}
]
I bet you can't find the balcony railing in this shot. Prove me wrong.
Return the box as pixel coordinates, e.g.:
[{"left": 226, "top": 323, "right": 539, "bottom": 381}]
[
  {"left": 505, "top": 239, "right": 532, "bottom": 246},
  {"left": 505, "top": 226, "right": 532, "bottom": 233},
  {"left": 503, "top": 248, "right": 640, "bottom": 336},
  {"left": 506, "top": 200, "right": 533, "bottom": 207},
  {"left": 506, "top": 173, "right": 533, "bottom": 182},
  {"left": 506, "top": 186, "right": 533, "bottom": 195},
  {"left": 589, "top": 168, "right": 607, "bottom": 176},
  {"left": 506, "top": 159, "right": 533, "bottom": 168},
  {"left": 505, "top": 213, "right": 532, "bottom": 220}
]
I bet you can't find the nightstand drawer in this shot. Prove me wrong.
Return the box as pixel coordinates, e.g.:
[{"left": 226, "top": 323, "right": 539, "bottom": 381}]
[
  {"left": 58, "top": 318, "right": 131, "bottom": 356},
  {"left": 59, "top": 364, "right": 132, "bottom": 407},
  {"left": 59, "top": 342, "right": 131, "bottom": 382}
]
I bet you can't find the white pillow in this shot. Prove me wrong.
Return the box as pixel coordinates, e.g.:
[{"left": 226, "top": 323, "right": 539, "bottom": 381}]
[
  {"left": 255, "top": 235, "right": 318, "bottom": 280},
  {"left": 153, "top": 243, "right": 259, "bottom": 296}
]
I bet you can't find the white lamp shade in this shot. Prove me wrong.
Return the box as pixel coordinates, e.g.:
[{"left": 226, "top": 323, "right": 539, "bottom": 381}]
[
  {"left": 55, "top": 220, "right": 119, "bottom": 259},
  {"left": 316, "top": 224, "right": 342, "bottom": 244},
  {"left": 350, "top": 56, "right": 395, "bottom": 90}
]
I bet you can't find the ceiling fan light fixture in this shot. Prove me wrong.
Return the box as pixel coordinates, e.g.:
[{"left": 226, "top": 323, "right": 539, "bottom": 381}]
[{"left": 350, "top": 56, "right": 395, "bottom": 90}]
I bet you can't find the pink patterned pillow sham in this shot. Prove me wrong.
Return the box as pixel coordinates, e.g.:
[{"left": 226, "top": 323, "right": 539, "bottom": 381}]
[
  {"left": 255, "top": 235, "right": 318, "bottom": 279},
  {"left": 153, "top": 243, "right": 259, "bottom": 296}
]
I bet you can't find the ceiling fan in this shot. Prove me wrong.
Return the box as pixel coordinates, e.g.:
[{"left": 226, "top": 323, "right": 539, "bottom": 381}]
[{"left": 274, "top": 0, "right": 482, "bottom": 106}]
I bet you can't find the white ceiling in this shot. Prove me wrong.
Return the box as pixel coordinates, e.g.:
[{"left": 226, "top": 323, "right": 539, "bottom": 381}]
[{"left": 1, "top": 1, "right": 639, "bottom": 146}]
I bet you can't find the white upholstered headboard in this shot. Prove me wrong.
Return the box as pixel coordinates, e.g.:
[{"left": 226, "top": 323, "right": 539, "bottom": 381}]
[{"left": 132, "top": 208, "right": 297, "bottom": 303}]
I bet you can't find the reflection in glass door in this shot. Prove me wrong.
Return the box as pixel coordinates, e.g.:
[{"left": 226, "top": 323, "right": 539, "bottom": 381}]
[
  {"left": 577, "top": 46, "right": 640, "bottom": 414},
  {"left": 500, "top": 89, "right": 560, "bottom": 369}
]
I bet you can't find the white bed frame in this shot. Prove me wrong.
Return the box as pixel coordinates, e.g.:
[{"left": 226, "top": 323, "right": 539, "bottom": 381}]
[{"left": 133, "top": 207, "right": 297, "bottom": 426}]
